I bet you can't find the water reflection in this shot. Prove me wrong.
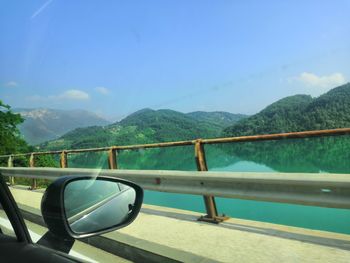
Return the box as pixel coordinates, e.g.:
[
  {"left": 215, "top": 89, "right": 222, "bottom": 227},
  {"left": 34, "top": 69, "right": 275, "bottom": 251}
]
[
  {"left": 66, "top": 136, "right": 350, "bottom": 234},
  {"left": 211, "top": 160, "right": 275, "bottom": 172}
]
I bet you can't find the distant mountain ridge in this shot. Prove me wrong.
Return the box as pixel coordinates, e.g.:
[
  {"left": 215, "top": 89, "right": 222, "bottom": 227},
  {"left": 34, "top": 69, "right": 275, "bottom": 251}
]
[
  {"left": 26, "top": 84, "right": 350, "bottom": 179},
  {"left": 41, "top": 109, "right": 247, "bottom": 150},
  {"left": 223, "top": 83, "right": 350, "bottom": 136},
  {"left": 187, "top": 111, "right": 248, "bottom": 130},
  {"left": 118, "top": 108, "right": 247, "bottom": 135},
  {"left": 14, "top": 108, "right": 110, "bottom": 145}
]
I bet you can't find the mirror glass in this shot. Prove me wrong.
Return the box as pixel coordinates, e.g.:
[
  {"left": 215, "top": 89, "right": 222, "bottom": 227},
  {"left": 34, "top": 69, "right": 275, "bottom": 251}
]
[{"left": 63, "top": 179, "right": 136, "bottom": 234}]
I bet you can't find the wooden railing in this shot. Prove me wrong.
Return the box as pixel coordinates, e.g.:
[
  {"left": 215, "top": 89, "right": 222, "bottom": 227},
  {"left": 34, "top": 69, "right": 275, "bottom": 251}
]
[{"left": 1, "top": 128, "right": 350, "bottom": 223}]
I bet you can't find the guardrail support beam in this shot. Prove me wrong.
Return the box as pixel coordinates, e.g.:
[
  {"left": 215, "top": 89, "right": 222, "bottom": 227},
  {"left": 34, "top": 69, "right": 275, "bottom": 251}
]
[
  {"left": 60, "top": 151, "right": 68, "bottom": 168},
  {"left": 29, "top": 154, "right": 37, "bottom": 190},
  {"left": 108, "top": 148, "right": 118, "bottom": 169},
  {"left": 8, "top": 155, "right": 14, "bottom": 185},
  {"left": 195, "top": 140, "right": 229, "bottom": 223}
]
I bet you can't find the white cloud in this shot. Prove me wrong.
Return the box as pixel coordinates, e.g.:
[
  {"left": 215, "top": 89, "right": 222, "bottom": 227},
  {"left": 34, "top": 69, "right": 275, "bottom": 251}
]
[
  {"left": 95, "top": 86, "right": 109, "bottom": 95},
  {"left": 297, "top": 72, "right": 346, "bottom": 89},
  {"left": 56, "top": 89, "right": 90, "bottom": 100},
  {"left": 4, "top": 81, "right": 18, "bottom": 87}
]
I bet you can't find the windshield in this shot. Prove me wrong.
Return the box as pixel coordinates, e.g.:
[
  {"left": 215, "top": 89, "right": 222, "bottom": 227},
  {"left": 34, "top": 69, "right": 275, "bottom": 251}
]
[{"left": 1, "top": 1, "right": 350, "bottom": 262}]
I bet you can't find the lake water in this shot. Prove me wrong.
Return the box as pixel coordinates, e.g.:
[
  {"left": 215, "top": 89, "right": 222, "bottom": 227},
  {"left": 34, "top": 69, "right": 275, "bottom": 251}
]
[
  {"left": 69, "top": 136, "right": 350, "bottom": 234},
  {"left": 144, "top": 160, "right": 350, "bottom": 235}
]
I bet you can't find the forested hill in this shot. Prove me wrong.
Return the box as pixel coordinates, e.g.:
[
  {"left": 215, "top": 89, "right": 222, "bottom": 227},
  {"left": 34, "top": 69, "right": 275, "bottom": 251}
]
[
  {"left": 187, "top": 111, "right": 248, "bottom": 130},
  {"left": 223, "top": 83, "right": 350, "bottom": 136},
  {"left": 41, "top": 109, "right": 246, "bottom": 150}
]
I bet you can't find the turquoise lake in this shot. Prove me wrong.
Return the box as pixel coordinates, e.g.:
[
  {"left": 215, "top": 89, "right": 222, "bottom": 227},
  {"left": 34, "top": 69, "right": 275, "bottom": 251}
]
[{"left": 68, "top": 136, "right": 350, "bottom": 234}]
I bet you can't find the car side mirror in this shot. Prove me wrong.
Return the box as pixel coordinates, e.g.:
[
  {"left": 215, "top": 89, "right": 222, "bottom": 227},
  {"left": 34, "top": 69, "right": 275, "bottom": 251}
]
[{"left": 37, "top": 176, "right": 143, "bottom": 253}]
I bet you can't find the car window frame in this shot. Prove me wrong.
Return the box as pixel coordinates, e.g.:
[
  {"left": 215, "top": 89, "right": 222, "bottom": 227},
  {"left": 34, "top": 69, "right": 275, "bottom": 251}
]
[{"left": 0, "top": 174, "right": 32, "bottom": 243}]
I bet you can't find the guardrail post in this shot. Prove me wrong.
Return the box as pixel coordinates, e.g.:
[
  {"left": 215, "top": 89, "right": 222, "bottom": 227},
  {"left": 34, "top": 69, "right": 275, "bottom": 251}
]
[
  {"left": 29, "top": 153, "right": 37, "bottom": 190},
  {"left": 60, "top": 151, "right": 68, "bottom": 168},
  {"left": 108, "top": 148, "right": 118, "bottom": 169},
  {"left": 195, "top": 140, "right": 228, "bottom": 223},
  {"left": 8, "top": 155, "right": 14, "bottom": 185}
]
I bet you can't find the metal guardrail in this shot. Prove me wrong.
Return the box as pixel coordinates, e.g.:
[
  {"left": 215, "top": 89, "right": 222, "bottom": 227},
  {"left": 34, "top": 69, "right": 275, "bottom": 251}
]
[
  {"left": 2, "top": 128, "right": 350, "bottom": 158},
  {"left": 1, "top": 128, "right": 350, "bottom": 223},
  {"left": 1, "top": 167, "right": 350, "bottom": 209}
]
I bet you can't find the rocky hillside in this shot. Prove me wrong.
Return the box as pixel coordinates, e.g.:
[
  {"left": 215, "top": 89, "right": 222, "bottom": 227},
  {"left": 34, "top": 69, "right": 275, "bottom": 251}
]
[{"left": 14, "top": 108, "right": 110, "bottom": 145}]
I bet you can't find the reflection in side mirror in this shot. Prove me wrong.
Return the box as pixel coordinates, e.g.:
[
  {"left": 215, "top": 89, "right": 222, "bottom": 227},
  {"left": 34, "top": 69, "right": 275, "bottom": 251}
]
[
  {"left": 64, "top": 180, "right": 136, "bottom": 234},
  {"left": 40, "top": 175, "right": 143, "bottom": 245}
]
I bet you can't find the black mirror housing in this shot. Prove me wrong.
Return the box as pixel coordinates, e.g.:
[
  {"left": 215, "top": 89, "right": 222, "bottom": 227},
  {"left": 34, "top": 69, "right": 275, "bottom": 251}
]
[{"left": 40, "top": 176, "right": 143, "bottom": 240}]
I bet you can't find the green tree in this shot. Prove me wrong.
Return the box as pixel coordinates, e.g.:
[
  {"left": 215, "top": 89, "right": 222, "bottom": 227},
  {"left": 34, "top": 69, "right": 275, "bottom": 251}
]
[
  {"left": 0, "top": 100, "right": 58, "bottom": 187},
  {"left": 0, "top": 100, "right": 28, "bottom": 155}
]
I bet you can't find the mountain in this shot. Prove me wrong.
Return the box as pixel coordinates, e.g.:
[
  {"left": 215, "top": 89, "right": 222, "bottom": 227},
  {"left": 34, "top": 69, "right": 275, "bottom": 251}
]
[
  {"left": 223, "top": 83, "right": 350, "bottom": 136},
  {"left": 41, "top": 109, "right": 245, "bottom": 151},
  {"left": 35, "top": 84, "right": 350, "bottom": 173},
  {"left": 186, "top": 111, "right": 248, "bottom": 130},
  {"left": 14, "top": 108, "right": 110, "bottom": 145}
]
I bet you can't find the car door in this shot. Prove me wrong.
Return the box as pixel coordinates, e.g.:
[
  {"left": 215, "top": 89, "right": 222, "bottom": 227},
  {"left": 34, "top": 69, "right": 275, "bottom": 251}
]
[{"left": 0, "top": 175, "right": 79, "bottom": 263}]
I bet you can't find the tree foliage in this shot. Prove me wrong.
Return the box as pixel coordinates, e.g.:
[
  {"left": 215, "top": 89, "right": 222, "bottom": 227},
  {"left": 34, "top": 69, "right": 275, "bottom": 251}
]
[
  {"left": 223, "top": 83, "right": 350, "bottom": 136},
  {"left": 41, "top": 109, "right": 242, "bottom": 151},
  {"left": 0, "top": 100, "right": 27, "bottom": 155},
  {"left": 0, "top": 100, "right": 57, "bottom": 169}
]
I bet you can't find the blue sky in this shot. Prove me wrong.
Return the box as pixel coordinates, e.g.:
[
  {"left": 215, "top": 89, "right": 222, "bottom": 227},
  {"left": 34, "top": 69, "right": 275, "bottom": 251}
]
[{"left": 1, "top": 0, "right": 349, "bottom": 120}]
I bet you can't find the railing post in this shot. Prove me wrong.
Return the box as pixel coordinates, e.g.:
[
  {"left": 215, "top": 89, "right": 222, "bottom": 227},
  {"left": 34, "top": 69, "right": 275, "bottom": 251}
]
[
  {"left": 195, "top": 139, "right": 228, "bottom": 223},
  {"left": 108, "top": 148, "right": 118, "bottom": 169},
  {"left": 8, "top": 155, "right": 14, "bottom": 185},
  {"left": 29, "top": 153, "right": 37, "bottom": 190},
  {"left": 60, "top": 151, "right": 68, "bottom": 168}
]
